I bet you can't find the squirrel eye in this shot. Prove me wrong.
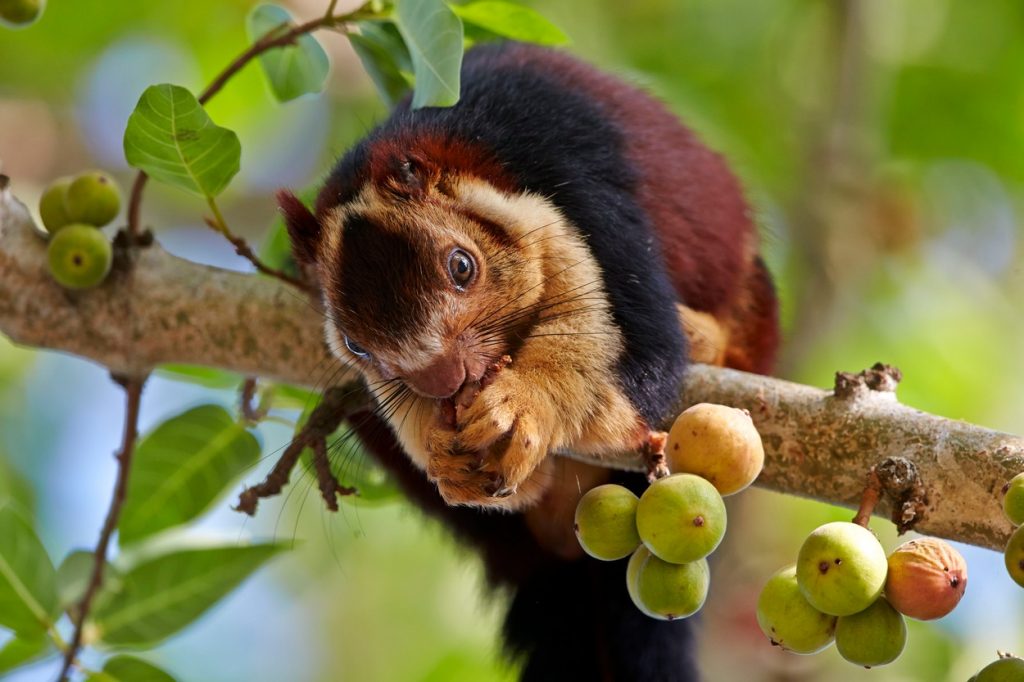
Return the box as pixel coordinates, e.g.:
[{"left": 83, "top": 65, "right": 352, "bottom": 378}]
[
  {"left": 344, "top": 335, "right": 370, "bottom": 358},
  {"left": 447, "top": 248, "right": 475, "bottom": 289}
]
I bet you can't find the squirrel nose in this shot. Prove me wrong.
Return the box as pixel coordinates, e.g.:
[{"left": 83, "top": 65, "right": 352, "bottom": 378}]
[{"left": 405, "top": 355, "right": 467, "bottom": 399}]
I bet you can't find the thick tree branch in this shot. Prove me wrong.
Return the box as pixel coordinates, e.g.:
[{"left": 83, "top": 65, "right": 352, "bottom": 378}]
[
  {"left": 0, "top": 188, "right": 351, "bottom": 387},
  {"left": 2, "top": 191, "right": 1022, "bottom": 551}
]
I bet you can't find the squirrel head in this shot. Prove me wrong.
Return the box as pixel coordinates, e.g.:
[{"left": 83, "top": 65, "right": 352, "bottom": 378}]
[{"left": 279, "top": 150, "right": 561, "bottom": 400}]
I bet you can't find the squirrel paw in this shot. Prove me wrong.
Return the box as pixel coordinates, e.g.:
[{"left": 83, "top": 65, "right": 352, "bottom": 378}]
[{"left": 425, "top": 370, "right": 555, "bottom": 508}]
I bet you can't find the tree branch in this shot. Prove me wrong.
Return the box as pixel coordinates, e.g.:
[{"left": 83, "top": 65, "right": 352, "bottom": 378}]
[
  {"left": 2, "top": 191, "right": 1022, "bottom": 551},
  {"left": 0, "top": 188, "right": 351, "bottom": 387}
]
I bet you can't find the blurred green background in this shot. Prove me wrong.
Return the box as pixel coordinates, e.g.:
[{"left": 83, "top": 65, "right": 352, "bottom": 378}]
[{"left": 1, "top": 0, "right": 1023, "bottom": 680}]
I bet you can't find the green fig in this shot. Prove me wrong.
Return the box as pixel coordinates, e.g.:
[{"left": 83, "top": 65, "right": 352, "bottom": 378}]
[
  {"left": 38, "top": 176, "right": 73, "bottom": 232},
  {"left": 574, "top": 484, "right": 641, "bottom": 561},
  {"left": 1003, "top": 473, "right": 1024, "bottom": 526},
  {"left": 665, "top": 403, "right": 764, "bottom": 495},
  {"left": 1003, "top": 525, "right": 1024, "bottom": 588},
  {"left": 64, "top": 170, "right": 121, "bottom": 227},
  {"left": 835, "top": 598, "right": 907, "bottom": 668},
  {"left": 625, "top": 545, "right": 657, "bottom": 617},
  {"left": 756, "top": 565, "right": 837, "bottom": 654},
  {"left": 0, "top": 0, "right": 41, "bottom": 26},
  {"left": 636, "top": 474, "right": 726, "bottom": 564},
  {"left": 46, "top": 224, "right": 112, "bottom": 290},
  {"left": 633, "top": 552, "right": 709, "bottom": 621},
  {"left": 796, "top": 521, "right": 887, "bottom": 616},
  {"left": 974, "top": 655, "right": 1024, "bottom": 682}
]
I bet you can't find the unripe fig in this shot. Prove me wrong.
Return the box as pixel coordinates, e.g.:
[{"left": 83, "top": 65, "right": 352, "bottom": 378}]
[
  {"left": 1003, "top": 473, "right": 1024, "bottom": 526},
  {"left": 974, "top": 654, "right": 1024, "bottom": 682},
  {"left": 574, "top": 484, "right": 641, "bottom": 561},
  {"left": 1003, "top": 525, "right": 1024, "bottom": 588},
  {"left": 665, "top": 403, "right": 764, "bottom": 495},
  {"left": 0, "top": 0, "right": 41, "bottom": 26},
  {"left": 625, "top": 545, "right": 657, "bottom": 617},
  {"left": 796, "top": 522, "right": 887, "bottom": 616},
  {"left": 633, "top": 553, "right": 709, "bottom": 620},
  {"left": 46, "top": 224, "right": 112, "bottom": 290},
  {"left": 64, "top": 171, "right": 121, "bottom": 227},
  {"left": 885, "top": 538, "right": 966, "bottom": 620},
  {"left": 636, "top": 474, "right": 726, "bottom": 564},
  {"left": 38, "top": 176, "right": 73, "bottom": 233},
  {"left": 835, "top": 597, "right": 907, "bottom": 668},
  {"left": 756, "top": 565, "right": 837, "bottom": 654}
]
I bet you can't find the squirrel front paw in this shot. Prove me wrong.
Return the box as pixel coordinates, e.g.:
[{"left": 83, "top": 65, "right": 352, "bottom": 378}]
[{"left": 425, "top": 369, "right": 556, "bottom": 508}]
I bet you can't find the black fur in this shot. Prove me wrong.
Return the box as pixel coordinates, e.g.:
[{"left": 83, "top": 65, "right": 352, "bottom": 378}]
[
  {"left": 349, "top": 413, "right": 699, "bottom": 682},
  {"left": 323, "top": 43, "right": 688, "bottom": 427}
]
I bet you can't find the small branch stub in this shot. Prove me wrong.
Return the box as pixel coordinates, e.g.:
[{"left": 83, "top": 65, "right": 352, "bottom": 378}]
[
  {"left": 834, "top": 362, "right": 904, "bottom": 399},
  {"left": 851, "top": 457, "right": 927, "bottom": 534}
]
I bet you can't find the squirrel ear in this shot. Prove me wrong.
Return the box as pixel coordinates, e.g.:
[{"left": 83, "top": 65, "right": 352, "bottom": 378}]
[{"left": 276, "top": 189, "right": 320, "bottom": 265}]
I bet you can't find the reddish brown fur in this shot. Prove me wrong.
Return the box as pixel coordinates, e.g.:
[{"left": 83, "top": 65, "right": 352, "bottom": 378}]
[{"left": 478, "top": 44, "right": 778, "bottom": 373}]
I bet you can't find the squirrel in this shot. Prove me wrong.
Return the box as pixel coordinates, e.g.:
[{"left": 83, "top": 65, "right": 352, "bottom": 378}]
[{"left": 280, "top": 41, "right": 779, "bottom": 682}]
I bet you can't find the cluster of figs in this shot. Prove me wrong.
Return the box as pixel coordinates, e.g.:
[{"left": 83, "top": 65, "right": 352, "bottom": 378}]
[
  {"left": 37, "top": 170, "right": 122, "bottom": 290},
  {"left": 573, "top": 403, "right": 764, "bottom": 620},
  {"left": 758, "top": 524, "right": 966, "bottom": 668},
  {"left": 569, "top": 400, "right": 1024, "bottom": 675}
]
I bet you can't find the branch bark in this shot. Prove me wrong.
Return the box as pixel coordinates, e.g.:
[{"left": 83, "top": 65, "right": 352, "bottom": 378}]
[{"left": 2, "top": 190, "right": 1022, "bottom": 551}]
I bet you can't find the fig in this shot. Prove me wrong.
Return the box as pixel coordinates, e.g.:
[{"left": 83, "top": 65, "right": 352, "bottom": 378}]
[
  {"left": 636, "top": 474, "right": 726, "bottom": 564},
  {"left": 835, "top": 597, "right": 907, "bottom": 668},
  {"left": 574, "top": 484, "right": 641, "bottom": 561},
  {"left": 973, "top": 654, "right": 1024, "bottom": 682},
  {"left": 884, "top": 537, "right": 966, "bottom": 620},
  {"left": 38, "top": 176, "right": 72, "bottom": 232},
  {"left": 625, "top": 545, "right": 657, "bottom": 617},
  {"left": 0, "top": 0, "right": 41, "bottom": 26},
  {"left": 756, "top": 564, "right": 837, "bottom": 654},
  {"left": 1003, "top": 473, "right": 1024, "bottom": 526},
  {"left": 46, "top": 224, "right": 112, "bottom": 290},
  {"left": 665, "top": 403, "right": 764, "bottom": 495},
  {"left": 64, "top": 170, "right": 121, "bottom": 227},
  {"left": 633, "top": 552, "right": 709, "bottom": 620},
  {"left": 1003, "top": 525, "right": 1024, "bottom": 588},
  {"left": 796, "top": 521, "right": 887, "bottom": 616}
]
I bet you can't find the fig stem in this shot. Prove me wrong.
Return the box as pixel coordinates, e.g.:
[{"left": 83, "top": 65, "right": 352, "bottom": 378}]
[{"left": 852, "top": 468, "right": 883, "bottom": 527}]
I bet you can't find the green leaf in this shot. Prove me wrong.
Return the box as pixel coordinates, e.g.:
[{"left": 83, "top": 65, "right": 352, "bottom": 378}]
[
  {"left": 57, "top": 550, "right": 122, "bottom": 611},
  {"left": 247, "top": 5, "right": 330, "bottom": 102},
  {"left": 0, "top": 501, "right": 58, "bottom": 637},
  {"left": 155, "top": 364, "right": 243, "bottom": 389},
  {"left": 349, "top": 21, "right": 414, "bottom": 108},
  {"left": 0, "top": 455, "right": 35, "bottom": 520},
  {"left": 92, "top": 544, "right": 285, "bottom": 646},
  {"left": 0, "top": 635, "right": 53, "bottom": 675},
  {"left": 394, "top": 0, "right": 464, "bottom": 108},
  {"left": 86, "top": 655, "right": 178, "bottom": 682},
  {"left": 123, "top": 84, "right": 241, "bottom": 198},
  {"left": 449, "top": 1, "right": 568, "bottom": 46},
  {"left": 118, "top": 406, "right": 260, "bottom": 546}
]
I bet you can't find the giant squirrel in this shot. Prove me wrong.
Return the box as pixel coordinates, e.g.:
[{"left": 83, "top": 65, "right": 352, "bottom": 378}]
[{"left": 280, "top": 41, "right": 779, "bottom": 682}]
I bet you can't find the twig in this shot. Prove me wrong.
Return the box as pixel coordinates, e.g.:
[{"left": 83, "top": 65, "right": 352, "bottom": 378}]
[
  {"left": 235, "top": 384, "right": 366, "bottom": 515},
  {"left": 852, "top": 468, "right": 882, "bottom": 527},
  {"left": 240, "top": 377, "right": 268, "bottom": 424},
  {"left": 125, "top": 172, "right": 148, "bottom": 240},
  {"left": 202, "top": 202, "right": 312, "bottom": 294},
  {"left": 312, "top": 439, "right": 357, "bottom": 511},
  {"left": 57, "top": 375, "right": 146, "bottom": 682}
]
